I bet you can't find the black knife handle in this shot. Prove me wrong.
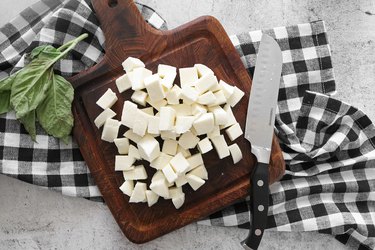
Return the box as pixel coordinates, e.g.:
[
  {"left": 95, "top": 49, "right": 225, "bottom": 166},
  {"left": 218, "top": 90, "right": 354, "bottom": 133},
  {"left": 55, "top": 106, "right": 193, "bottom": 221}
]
[{"left": 241, "top": 162, "right": 269, "bottom": 250}]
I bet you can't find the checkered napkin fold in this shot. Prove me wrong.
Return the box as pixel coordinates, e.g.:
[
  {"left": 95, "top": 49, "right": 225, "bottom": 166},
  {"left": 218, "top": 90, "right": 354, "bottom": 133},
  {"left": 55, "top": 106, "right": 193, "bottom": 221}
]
[{"left": 0, "top": 0, "right": 374, "bottom": 249}]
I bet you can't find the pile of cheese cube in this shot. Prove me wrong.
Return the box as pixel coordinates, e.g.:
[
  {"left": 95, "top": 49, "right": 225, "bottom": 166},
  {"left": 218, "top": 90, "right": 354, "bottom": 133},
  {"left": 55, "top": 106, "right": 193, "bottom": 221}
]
[{"left": 94, "top": 57, "right": 244, "bottom": 209}]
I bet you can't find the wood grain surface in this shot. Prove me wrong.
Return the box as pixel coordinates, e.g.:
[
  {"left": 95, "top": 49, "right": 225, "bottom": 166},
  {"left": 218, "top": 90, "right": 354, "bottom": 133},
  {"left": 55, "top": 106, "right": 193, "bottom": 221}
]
[{"left": 69, "top": 0, "right": 285, "bottom": 243}]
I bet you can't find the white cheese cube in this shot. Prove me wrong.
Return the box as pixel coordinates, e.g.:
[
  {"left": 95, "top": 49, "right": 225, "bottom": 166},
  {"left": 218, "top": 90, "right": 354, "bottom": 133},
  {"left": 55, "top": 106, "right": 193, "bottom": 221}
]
[
  {"left": 162, "top": 139, "right": 178, "bottom": 156},
  {"left": 144, "top": 74, "right": 165, "bottom": 102},
  {"left": 145, "top": 190, "right": 159, "bottom": 207},
  {"left": 227, "top": 86, "right": 245, "bottom": 107},
  {"left": 161, "top": 71, "right": 177, "bottom": 89},
  {"left": 170, "top": 152, "right": 190, "bottom": 175},
  {"left": 175, "top": 115, "right": 195, "bottom": 134},
  {"left": 228, "top": 143, "right": 243, "bottom": 164},
  {"left": 186, "top": 174, "right": 205, "bottom": 191},
  {"left": 211, "top": 135, "right": 230, "bottom": 159},
  {"left": 128, "top": 145, "right": 141, "bottom": 160},
  {"left": 220, "top": 104, "right": 237, "bottom": 129},
  {"left": 119, "top": 180, "right": 134, "bottom": 197},
  {"left": 181, "top": 86, "right": 199, "bottom": 104},
  {"left": 122, "top": 57, "right": 145, "bottom": 73},
  {"left": 191, "top": 103, "right": 207, "bottom": 116},
  {"left": 194, "top": 64, "right": 214, "bottom": 78},
  {"left": 172, "top": 193, "right": 185, "bottom": 209},
  {"left": 195, "top": 74, "right": 218, "bottom": 94},
  {"left": 188, "top": 165, "right": 208, "bottom": 180},
  {"left": 197, "top": 137, "right": 213, "bottom": 154},
  {"left": 124, "top": 129, "right": 142, "bottom": 143},
  {"left": 211, "top": 106, "right": 228, "bottom": 125},
  {"left": 168, "top": 187, "right": 183, "bottom": 199},
  {"left": 129, "top": 182, "right": 147, "bottom": 203},
  {"left": 210, "top": 81, "right": 221, "bottom": 92},
  {"left": 226, "top": 123, "right": 243, "bottom": 141},
  {"left": 114, "top": 138, "right": 130, "bottom": 154},
  {"left": 147, "top": 116, "right": 161, "bottom": 135},
  {"left": 179, "top": 67, "right": 198, "bottom": 88},
  {"left": 158, "top": 64, "right": 176, "bottom": 78},
  {"left": 197, "top": 91, "right": 216, "bottom": 106},
  {"left": 132, "top": 110, "right": 148, "bottom": 137},
  {"left": 177, "top": 145, "right": 191, "bottom": 158},
  {"left": 162, "top": 163, "right": 178, "bottom": 183},
  {"left": 219, "top": 80, "right": 235, "bottom": 99},
  {"left": 115, "top": 155, "right": 135, "bottom": 171},
  {"left": 94, "top": 108, "right": 116, "bottom": 128},
  {"left": 166, "top": 85, "right": 181, "bottom": 104},
  {"left": 116, "top": 73, "right": 133, "bottom": 93},
  {"left": 175, "top": 175, "right": 188, "bottom": 187},
  {"left": 152, "top": 170, "right": 165, "bottom": 182},
  {"left": 209, "top": 90, "right": 226, "bottom": 106},
  {"left": 150, "top": 153, "right": 172, "bottom": 170},
  {"left": 207, "top": 126, "right": 221, "bottom": 139},
  {"left": 178, "top": 131, "right": 200, "bottom": 149},
  {"left": 134, "top": 165, "right": 148, "bottom": 180},
  {"left": 146, "top": 97, "right": 167, "bottom": 111},
  {"left": 121, "top": 101, "right": 138, "bottom": 128},
  {"left": 160, "top": 130, "right": 178, "bottom": 140},
  {"left": 96, "top": 88, "right": 118, "bottom": 109},
  {"left": 159, "top": 106, "right": 176, "bottom": 131},
  {"left": 141, "top": 107, "right": 154, "bottom": 115},
  {"left": 150, "top": 179, "right": 169, "bottom": 198},
  {"left": 101, "top": 118, "right": 120, "bottom": 142},
  {"left": 187, "top": 153, "right": 204, "bottom": 171},
  {"left": 131, "top": 90, "right": 148, "bottom": 106},
  {"left": 137, "top": 134, "right": 160, "bottom": 162},
  {"left": 192, "top": 113, "right": 214, "bottom": 135},
  {"left": 170, "top": 104, "right": 192, "bottom": 116},
  {"left": 130, "top": 67, "right": 152, "bottom": 90}
]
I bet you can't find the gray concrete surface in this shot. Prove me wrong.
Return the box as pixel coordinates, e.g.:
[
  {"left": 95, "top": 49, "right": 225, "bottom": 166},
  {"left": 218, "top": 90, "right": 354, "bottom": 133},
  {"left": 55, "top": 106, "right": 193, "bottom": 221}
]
[{"left": 1, "top": 0, "right": 374, "bottom": 249}]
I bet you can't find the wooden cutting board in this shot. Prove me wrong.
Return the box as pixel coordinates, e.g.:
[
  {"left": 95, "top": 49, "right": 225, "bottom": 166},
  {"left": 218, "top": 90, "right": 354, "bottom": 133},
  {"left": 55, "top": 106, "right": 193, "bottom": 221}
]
[{"left": 69, "top": 0, "right": 285, "bottom": 244}]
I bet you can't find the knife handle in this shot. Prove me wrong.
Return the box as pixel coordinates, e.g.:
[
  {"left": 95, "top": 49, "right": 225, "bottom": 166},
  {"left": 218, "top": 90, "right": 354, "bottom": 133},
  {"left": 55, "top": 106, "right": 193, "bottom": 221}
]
[{"left": 241, "top": 162, "right": 269, "bottom": 250}]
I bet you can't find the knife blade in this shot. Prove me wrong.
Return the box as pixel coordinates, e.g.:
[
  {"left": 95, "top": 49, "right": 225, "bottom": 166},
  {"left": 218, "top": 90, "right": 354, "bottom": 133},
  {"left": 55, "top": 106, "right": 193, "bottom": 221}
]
[{"left": 241, "top": 34, "right": 282, "bottom": 250}]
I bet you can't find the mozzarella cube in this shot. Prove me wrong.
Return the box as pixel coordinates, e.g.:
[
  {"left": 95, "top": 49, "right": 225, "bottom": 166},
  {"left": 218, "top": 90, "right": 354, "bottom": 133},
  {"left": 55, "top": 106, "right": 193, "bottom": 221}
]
[
  {"left": 159, "top": 106, "right": 176, "bottom": 131},
  {"left": 179, "top": 67, "right": 198, "bottom": 88},
  {"left": 228, "top": 86, "right": 245, "bottom": 107},
  {"left": 161, "top": 71, "right": 177, "bottom": 89},
  {"left": 194, "top": 64, "right": 214, "bottom": 78},
  {"left": 191, "top": 103, "right": 207, "bottom": 116},
  {"left": 150, "top": 153, "right": 173, "bottom": 170},
  {"left": 192, "top": 113, "right": 214, "bottom": 135},
  {"left": 137, "top": 134, "right": 160, "bottom": 162},
  {"left": 158, "top": 64, "right": 176, "bottom": 78},
  {"left": 187, "top": 153, "right": 204, "bottom": 171},
  {"left": 226, "top": 123, "right": 243, "bottom": 141},
  {"left": 169, "top": 187, "right": 184, "bottom": 199},
  {"left": 209, "top": 90, "right": 226, "bottom": 106},
  {"left": 177, "top": 145, "right": 191, "bottom": 158},
  {"left": 94, "top": 108, "right": 116, "bottom": 128},
  {"left": 207, "top": 126, "right": 221, "bottom": 139},
  {"left": 96, "top": 88, "right": 118, "bottom": 109},
  {"left": 188, "top": 165, "right": 208, "bottom": 180},
  {"left": 114, "top": 138, "right": 130, "bottom": 154},
  {"left": 128, "top": 145, "right": 140, "bottom": 160},
  {"left": 146, "top": 97, "right": 168, "bottom": 111},
  {"left": 130, "top": 67, "right": 152, "bottom": 90},
  {"left": 195, "top": 74, "right": 218, "bottom": 94},
  {"left": 170, "top": 152, "right": 190, "bottom": 175},
  {"left": 166, "top": 85, "right": 181, "bottom": 104},
  {"left": 142, "top": 107, "right": 154, "bottom": 115},
  {"left": 170, "top": 104, "right": 192, "bottom": 116},
  {"left": 178, "top": 131, "right": 200, "bottom": 149},
  {"left": 131, "top": 90, "right": 148, "bottom": 106},
  {"left": 211, "top": 106, "right": 228, "bottom": 125},
  {"left": 220, "top": 104, "right": 237, "bottom": 129},
  {"left": 175, "top": 175, "right": 188, "bottom": 187},
  {"left": 101, "top": 118, "right": 120, "bottom": 142},
  {"left": 211, "top": 135, "right": 230, "bottom": 159},
  {"left": 132, "top": 110, "right": 148, "bottom": 137},
  {"left": 121, "top": 101, "right": 138, "bottom": 128},
  {"left": 144, "top": 74, "right": 165, "bottom": 102},
  {"left": 160, "top": 130, "right": 178, "bottom": 140},
  {"left": 123, "top": 165, "right": 147, "bottom": 180},
  {"left": 186, "top": 174, "right": 205, "bottom": 191},
  {"left": 116, "top": 73, "right": 133, "bottom": 93},
  {"left": 219, "top": 80, "right": 235, "bottom": 99},
  {"left": 162, "top": 163, "right": 178, "bottom": 183},
  {"left": 197, "top": 137, "right": 213, "bottom": 154},
  {"left": 147, "top": 116, "right": 161, "bottom": 135},
  {"left": 162, "top": 139, "right": 178, "bottom": 156},
  {"left": 181, "top": 86, "right": 199, "bottom": 104},
  {"left": 145, "top": 190, "right": 159, "bottom": 207},
  {"left": 197, "top": 91, "right": 216, "bottom": 105},
  {"left": 228, "top": 143, "right": 243, "bottom": 164},
  {"left": 124, "top": 129, "right": 142, "bottom": 143},
  {"left": 150, "top": 179, "right": 169, "bottom": 198},
  {"left": 129, "top": 182, "right": 147, "bottom": 203},
  {"left": 122, "top": 57, "right": 145, "bottom": 73},
  {"left": 172, "top": 193, "right": 185, "bottom": 209},
  {"left": 175, "top": 115, "right": 195, "bottom": 134},
  {"left": 151, "top": 170, "right": 165, "bottom": 182},
  {"left": 119, "top": 180, "right": 134, "bottom": 197}
]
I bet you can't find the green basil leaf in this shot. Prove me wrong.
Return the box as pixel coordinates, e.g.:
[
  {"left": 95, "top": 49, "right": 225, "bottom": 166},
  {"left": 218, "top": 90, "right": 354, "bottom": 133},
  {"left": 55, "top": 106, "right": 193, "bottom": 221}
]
[
  {"left": 36, "top": 74, "right": 74, "bottom": 140},
  {"left": 19, "top": 110, "right": 36, "bottom": 141},
  {"left": 0, "top": 91, "right": 11, "bottom": 114}
]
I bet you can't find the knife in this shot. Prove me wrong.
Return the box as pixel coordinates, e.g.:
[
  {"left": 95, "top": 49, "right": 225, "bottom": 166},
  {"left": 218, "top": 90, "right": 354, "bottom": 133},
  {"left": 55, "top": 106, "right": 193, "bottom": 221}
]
[{"left": 241, "top": 34, "right": 282, "bottom": 250}]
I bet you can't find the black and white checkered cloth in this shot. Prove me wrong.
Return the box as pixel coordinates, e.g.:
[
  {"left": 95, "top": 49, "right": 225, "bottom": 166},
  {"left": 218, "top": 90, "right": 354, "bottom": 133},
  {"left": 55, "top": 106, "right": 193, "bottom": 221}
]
[{"left": 0, "top": 0, "right": 374, "bottom": 249}]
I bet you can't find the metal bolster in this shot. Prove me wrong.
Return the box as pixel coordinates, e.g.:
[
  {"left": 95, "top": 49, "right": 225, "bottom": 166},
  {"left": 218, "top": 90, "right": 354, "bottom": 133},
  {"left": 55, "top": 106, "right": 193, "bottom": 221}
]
[{"left": 250, "top": 145, "right": 271, "bottom": 163}]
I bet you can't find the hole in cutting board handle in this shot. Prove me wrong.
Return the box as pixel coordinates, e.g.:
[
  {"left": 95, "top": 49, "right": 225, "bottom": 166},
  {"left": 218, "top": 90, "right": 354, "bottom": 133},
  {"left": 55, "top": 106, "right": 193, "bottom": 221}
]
[{"left": 108, "top": 0, "right": 118, "bottom": 7}]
